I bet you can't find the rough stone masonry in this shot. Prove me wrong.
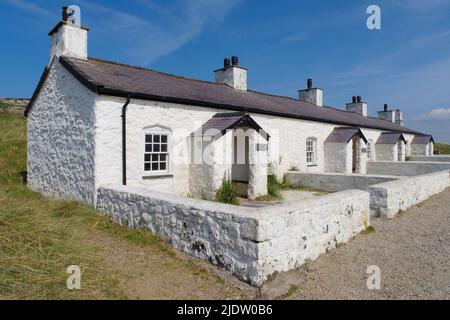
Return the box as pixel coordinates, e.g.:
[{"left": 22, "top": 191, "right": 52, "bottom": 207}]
[{"left": 96, "top": 185, "right": 370, "bottom": 286}]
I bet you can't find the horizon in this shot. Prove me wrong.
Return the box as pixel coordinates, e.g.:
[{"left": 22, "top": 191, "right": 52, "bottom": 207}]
[{"left": 1, "top": 0, "right": 449, "bottom": 142}]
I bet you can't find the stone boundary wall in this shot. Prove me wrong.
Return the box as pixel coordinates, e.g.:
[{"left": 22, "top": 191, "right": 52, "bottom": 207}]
[
  {"left": 367, "top": 161, "right": 450, "bottom": 176},
  {"left": 367, "top": 170, "right": 450, "bottom": 219},
  {"left": 285, "top": 171, "right": 399, "bottom": 191},
  {"left": 96, "top": 185, "right": 370, "bottom": 286},
  {"left": 410, "top": 155, "right": 450, "bottom": 163}
]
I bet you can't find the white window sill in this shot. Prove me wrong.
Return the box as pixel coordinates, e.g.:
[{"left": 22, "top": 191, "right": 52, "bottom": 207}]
[{"left": 142, "top": 173, "right": 174, "bottom": 179}]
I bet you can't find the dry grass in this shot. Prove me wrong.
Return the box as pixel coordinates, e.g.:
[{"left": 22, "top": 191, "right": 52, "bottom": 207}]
[
  {"left": 0, "top": 113, "right": 170, "bottom": 299},
  {"left": 435, "top": 142, "right": 450, "bottom": 154},
  {"left": 0, "top": 113, "right": 249, "bottom": 300}
]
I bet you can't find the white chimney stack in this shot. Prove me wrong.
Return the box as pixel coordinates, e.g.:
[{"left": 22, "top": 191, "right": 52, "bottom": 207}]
[
  {"left": 346, "top": 96, "right": 368, "bottom": 116},
  {"left": 378, "top": 104, "right": 396, "bottom": 123},
  {"left": 298, "top": 79, "right": 323, "bottom": 107},
  {"left": 49, "top": 6, "right": 89, "bottom": 65},
  {"left": 214, "top": 56, "right": 247, "bottom": 91}
]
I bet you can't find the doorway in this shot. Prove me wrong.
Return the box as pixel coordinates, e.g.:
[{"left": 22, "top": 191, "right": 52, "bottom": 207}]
[
  {"left": 352, "top": 136, "right": 357, "bottom": 173},
  {"left": 232, "top": 132, "right": 250, "bottom": 196}
]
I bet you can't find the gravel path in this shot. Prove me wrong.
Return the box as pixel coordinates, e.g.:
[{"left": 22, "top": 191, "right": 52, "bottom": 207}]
[{"left": 261, "top": 188, "right": 450, "bottom": 300}]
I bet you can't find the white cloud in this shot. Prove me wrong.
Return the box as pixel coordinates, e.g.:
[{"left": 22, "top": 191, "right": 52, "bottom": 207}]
[
  {"left": 80, "top": 0, "right": 242, "bottom": 65},
  {"left": 6, "top": 0, "right": 242, "bottom": 66},
  {"left": 413, "top": 108, "right": 450, "bottom": 121}
]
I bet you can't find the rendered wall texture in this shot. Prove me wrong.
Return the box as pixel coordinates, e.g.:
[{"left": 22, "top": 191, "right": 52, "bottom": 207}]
[
  {"left": 96, "top": 185, "right": 370, "bottom": 286},
  {"left": 27, "top": 59, "right": 96, "bottom": 205}
]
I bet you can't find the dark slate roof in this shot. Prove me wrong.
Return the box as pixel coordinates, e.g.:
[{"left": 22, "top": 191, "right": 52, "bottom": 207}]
[
  {"left": 24, "top": 56, "right": 427, "bottom": 136},
  {"left": 195, "top": 112, "right": 269, "bottom": 139},
  {"left": 376, "top": 132, "right": 407, "bottom": 144},
  {"left": 325, "top": 127, "right": 368, "bottom": 144},
  {"left": 412, "top": 135, "right": 434, "bottom": 144}
]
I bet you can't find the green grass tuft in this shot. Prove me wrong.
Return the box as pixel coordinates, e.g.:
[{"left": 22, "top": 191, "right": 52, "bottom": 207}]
[{"left": 361, "top": 225, "right": 376, "bottom": 234}]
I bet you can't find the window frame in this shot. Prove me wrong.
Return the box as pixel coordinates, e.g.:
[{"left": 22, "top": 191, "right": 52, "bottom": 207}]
[
  {"left": 306, "top": 137, "right": 317, "bottom": 166},
  {"left": 143, "top": 127, "right": 171, "bottom": 177}
]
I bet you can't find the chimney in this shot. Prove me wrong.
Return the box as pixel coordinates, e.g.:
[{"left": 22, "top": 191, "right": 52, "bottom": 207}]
[
  {"left": 214, "top": 56, "right": 247, "bottom": 90},
  {"left": 395, "top": 109, "right": 403, "bottom": 126},
  {"left": 346, "top": 95, "right": 368, "bottom": 116},
  {"left": 378, "top": 103, "right": 396, "bottom": 123},
  {"left": 298, "top": 79, "right": 323, "bottom": 107},
  {"left": 49, "top": 6, "right": 89, "bottom": 65}
]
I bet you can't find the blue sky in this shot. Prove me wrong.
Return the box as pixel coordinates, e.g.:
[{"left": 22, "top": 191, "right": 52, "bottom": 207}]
[{"left": 1, "top": 0, "right": 450, "bottom": 142}]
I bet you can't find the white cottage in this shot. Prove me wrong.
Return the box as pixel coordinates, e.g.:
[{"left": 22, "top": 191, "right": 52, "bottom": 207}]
[{"left": 26, "top": 10, "right": 434, "bottom": 206}]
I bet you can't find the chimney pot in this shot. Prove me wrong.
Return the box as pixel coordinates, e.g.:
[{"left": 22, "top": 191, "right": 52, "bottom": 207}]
[
  {"left": 352, "top": 96, "right": 357, "bottom": 103},
  {"left": 384, "top": 104, "right": 388, "bottom": 112},
  {"left": 307, "top": 79, "right": 313, "bottom": 89},
  {"left": 62, "top": 6, "right": 69, "bottom": 21},
  {"left": 357, "top": 96, "right": 362, "bottom": 103},
  {"left": 215, "top": 56, "right": 247, "bottom": 90}
]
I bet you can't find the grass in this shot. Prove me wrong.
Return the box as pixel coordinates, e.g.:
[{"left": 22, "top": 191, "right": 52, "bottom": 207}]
[
  {"left": 279, "top": 182, "right": 330, "bottom": 195},
  {"left": 435, "top": 142, "right": 450, "bottom": 154},
  {"left": 276, "top": 284, "right": 299, "bottom": 300},
  {"left": 256, "top": 175, "right": 330, "bottom": 202},
  {"left": 0, "top": 113, "right": 174, "bottom": 299},
  {"left": 360, "top": 225, "right": 376, "bottom": 235}
]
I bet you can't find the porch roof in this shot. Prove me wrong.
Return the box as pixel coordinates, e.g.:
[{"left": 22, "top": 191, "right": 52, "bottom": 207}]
[
  {"left": 194, "top": 112, "right": 269, "bottom": 139},
  {"left": 412, "top": 135, "right": 434, "bottom": 145},
  {"left": 325, "top": 127, "right": 368, "bottom": 144},
  {"left": 376, "top": 132, "right": 407, "bottom": 145}
]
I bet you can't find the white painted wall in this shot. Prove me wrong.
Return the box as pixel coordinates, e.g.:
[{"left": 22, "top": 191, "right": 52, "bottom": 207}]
[
  {"left": 27, "top": 59, "right": 96, "bottom": 205},
  {"left": 376, "top": 144, "right": 397, "bottom": 161},
  {"left": 93, "top": 96, "right": 419, "bottom": 197}
]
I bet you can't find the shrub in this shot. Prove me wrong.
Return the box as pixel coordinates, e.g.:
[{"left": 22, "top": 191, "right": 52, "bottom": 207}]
[
  {"left": 287, "top": 166, "right": 300, "bottom": 172},
  {"left": 215, "top": 177, "right": 240, "bottom": 205},
  {"left": 267, "top": 174, "right": 282, "bottom": 198}
]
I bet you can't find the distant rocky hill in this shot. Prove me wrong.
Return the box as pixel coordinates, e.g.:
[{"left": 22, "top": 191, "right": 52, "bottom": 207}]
[{"left": 0, "top": 98, "right": 29, "bottom": 113}]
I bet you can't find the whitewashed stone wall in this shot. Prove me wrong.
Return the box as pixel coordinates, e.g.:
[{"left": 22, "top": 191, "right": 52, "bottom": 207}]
[
  {"left": 367, "top": 161, "right": 450, "bottom": 176},
  {"left": 368, "top": 170, "right": 450, "bottom": 218},
  {"left": 96, "top": 185, "right": 370, "bottom": 286},
  {"left": 410, "top": 155, "right": 450, "bottom": 162},
  {"left": 256, "top": 190, "right": 370, "bottom": 278},
  {"left": 93, "top": 97, "right": 349, "bottom": 197},
  {"left": 376, "top": 143, "right": 397, "bottom": 161},
  {"left": 411, "top": 142, "right": 434, "bottom": 156},
  {"left": 324, "top": 142, "right": 351, "bottom": 173},
  {"left": 285, "top": 172, "right": 399, "bottom": 191},
  {"left": 247, "top": 130, "right": 268, "bottom": 199},
  {"left": 27, "top": 59, "right": 97, "bottom": 205}
]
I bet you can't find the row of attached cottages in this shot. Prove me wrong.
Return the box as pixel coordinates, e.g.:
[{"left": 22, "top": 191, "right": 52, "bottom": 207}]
[{"left": 25, "top": 16, "right": 434, "bottom": 205}]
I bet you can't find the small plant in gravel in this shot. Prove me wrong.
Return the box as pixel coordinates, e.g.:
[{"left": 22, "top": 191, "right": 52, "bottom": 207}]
[
  {"left": 361, "top": 225, "right": 376, "bottom": 234},
  {"left": 215, "top": 176, "right": 240, "bottom": 205}
]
